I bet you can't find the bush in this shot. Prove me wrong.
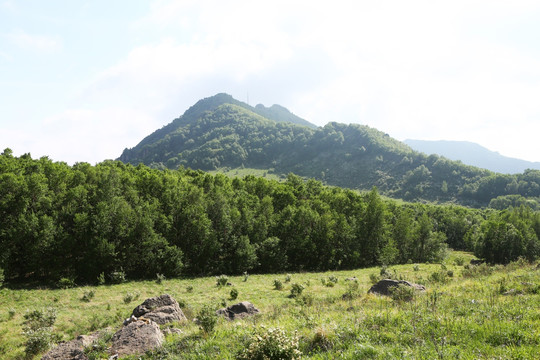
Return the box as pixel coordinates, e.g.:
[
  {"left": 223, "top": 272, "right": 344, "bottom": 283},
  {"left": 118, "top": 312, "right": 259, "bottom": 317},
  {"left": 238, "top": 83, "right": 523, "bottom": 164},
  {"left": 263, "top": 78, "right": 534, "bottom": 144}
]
[
  {"left": 23, "top": 307, "right": 57, "bottom": 331},
  {"left": 197, "top": 304, "right": 217, "bottom": 334},
  {"left": 81, "top": 290, "right": 95, "bottom": 302},
  {"left": 390, "top": 284, "right": 415, "bottom": 303},
  {"left": 237, "top": 326, "right": 302, "bottom": 360},
  {"left": 216, "top": 275, "right": 229, "bottom": 287},
  {"left": 24, "top": 327, "right": 55, "bottom": 357},
  {"left": 285, "top": 274, "right": 292, "bottom": 283},
  {"left": 57, "top": 277, "right": 76, "bottom": 289},
  {"left": 109, "top": 270, "right": 126, "bottom": 284},
  {"left": 462, "top": 263, "right": 494, "bottom": 278},
  {"left": 97, "top": 272, "right": 106, "bottom": 286},
  {"left": 8, "top": 308, "right": 16, "bottom": 319},
  {"left": 123, "top": 292, "right": 140, "bottom": 304},
  {"left": 230, "top": 288, "right": 239, "bottom": 300},
  {"left": 289, "top": 283, "right": 304, "bottom": 298},
  {"left": 342, "top": 279, "right": 360, "bottom": 301},
  {"left": 186, "top": 285, "right": 194, "bottom": 293},
  {"left": 243, "top": 271, "right": 249, "bottom": 282},
  {"left": 453, "top": 256, "right": 465, "bottom": 266},
  {"left": 22, "top": 307, "right": 58, "bottom": 357},
  {"left": 156, "top": 273, "right": 166, "bottom": 284},
  {"left": 273, "top": 279, "right": 283, "bottom": 290}
]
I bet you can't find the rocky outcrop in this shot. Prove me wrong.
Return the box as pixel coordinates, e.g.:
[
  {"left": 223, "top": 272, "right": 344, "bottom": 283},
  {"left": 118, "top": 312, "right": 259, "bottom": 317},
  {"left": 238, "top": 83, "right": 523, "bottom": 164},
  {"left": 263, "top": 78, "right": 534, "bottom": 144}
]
[
  {"left": 109, "top": 320, "right": 164, "bottom": 357},
  {"left": 368, "top": 279, "right": 425, "bottom": 296},
  {"left": 216, "top": 301, "right": 260, "bottom": 320},
  {"left": 41, "top": 329, "right": 108, "bottom": 360},
  {"left": 132, "top": 294, "right": 187, "bottom": 325}
]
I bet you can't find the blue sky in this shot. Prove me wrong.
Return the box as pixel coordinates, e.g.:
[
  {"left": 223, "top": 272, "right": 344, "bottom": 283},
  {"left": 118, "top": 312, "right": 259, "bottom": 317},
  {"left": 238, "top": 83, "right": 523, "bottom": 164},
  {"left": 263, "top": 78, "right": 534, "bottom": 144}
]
[{"left": 1, "top": 0, "right": 539, "bottom": 165}]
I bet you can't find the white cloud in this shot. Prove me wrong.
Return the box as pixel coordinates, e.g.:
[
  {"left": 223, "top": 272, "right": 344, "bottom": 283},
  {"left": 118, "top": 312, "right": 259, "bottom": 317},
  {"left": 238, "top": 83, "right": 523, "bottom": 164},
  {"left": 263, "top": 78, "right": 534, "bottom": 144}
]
[
  {"left": 5, "top": 30, "right": 61, "bottom": 52},
  {"left": 22, "top": 0, "right": 539, "bottom": 163}
]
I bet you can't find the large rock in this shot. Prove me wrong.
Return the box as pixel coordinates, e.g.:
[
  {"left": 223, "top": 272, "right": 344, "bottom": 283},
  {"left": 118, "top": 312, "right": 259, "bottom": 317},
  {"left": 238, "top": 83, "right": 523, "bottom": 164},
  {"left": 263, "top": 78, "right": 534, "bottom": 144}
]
[
  {"left": 132, "top": 294, "right": 187, "bottom": 325},
  {"left": 216, "top": 301, "right": 260, "bottom": 320},
  {"left": 41, "top": 329, "right": 106, "bottom": 360},
  {"left": 110, "top": 320, "right": 164, "bottom": 357},
  {"left": 368, "top": 279, "right": 425, "bottom": 296}
]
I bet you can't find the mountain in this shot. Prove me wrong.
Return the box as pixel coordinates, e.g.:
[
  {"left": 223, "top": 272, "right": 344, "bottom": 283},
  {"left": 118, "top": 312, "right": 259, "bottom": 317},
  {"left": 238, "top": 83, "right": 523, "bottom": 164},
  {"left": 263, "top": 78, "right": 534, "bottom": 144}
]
[
  {"left": 118, "top": 93, "right": 540, "bottom": 207},
  {"left": 404, "top": 139, "right": 540, "bottom": 174}
]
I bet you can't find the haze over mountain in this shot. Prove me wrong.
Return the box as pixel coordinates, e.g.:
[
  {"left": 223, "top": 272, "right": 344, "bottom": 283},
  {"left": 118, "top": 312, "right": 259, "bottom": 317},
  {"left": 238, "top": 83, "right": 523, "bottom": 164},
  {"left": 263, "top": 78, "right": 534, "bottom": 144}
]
[
  {"left": 119, "top": 94, "right": 540, "bottom": 208},
  {"left": 404, "top": 139, "right": 540, "bottom": 174}
]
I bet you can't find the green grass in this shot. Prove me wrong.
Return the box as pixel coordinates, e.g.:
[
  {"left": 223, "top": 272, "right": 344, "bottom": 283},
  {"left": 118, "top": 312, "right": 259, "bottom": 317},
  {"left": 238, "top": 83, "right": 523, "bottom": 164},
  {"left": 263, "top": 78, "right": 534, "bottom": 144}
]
[
  {"left": 209, "top": 167, "right": 283, "bottom": 181},
  {"left": 1, "top": 252, "right": 539, "bottom": 359}
]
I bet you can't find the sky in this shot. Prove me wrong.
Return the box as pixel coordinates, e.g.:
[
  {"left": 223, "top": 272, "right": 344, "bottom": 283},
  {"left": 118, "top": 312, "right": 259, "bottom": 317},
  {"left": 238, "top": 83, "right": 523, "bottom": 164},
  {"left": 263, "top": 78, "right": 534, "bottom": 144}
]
[{"left": 1, "top": 0, "right": 540, "bottom": 165}]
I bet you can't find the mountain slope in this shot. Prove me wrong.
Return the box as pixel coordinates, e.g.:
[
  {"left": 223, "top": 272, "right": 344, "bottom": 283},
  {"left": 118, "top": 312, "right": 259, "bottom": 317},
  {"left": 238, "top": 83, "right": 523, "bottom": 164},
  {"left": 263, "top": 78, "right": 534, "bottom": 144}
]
[
  {"left": 118, "top": 94, "right": 540, "bottom": 207},
  {"left": 405, "top": 139, "right": 540, "bottom": 174}
]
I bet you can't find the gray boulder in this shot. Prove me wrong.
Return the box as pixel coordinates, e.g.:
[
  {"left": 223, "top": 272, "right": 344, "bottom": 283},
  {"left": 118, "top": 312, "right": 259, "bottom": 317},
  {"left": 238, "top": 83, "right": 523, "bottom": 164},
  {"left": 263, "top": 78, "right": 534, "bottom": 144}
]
[
  {"left": 41, "top": 329, "right": 107, "bottom": 360},
  {"left": 132, "top": 294, "right": 187, "bottom": 325},
  {"left": 110, "top": 320, "right": 163, "bottom": 357},
  {"left": 368, "top": 279, "right": 425, "bottom": 296},
  {"left": 216, "top": 301, "right": 260, "bottom": 320}
]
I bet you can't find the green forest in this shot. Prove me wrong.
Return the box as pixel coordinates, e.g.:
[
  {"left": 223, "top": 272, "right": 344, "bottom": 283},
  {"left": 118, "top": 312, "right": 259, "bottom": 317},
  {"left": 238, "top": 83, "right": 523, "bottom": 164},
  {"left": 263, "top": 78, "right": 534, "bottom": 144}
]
[
  {"left": 1, "top": 149, "right": 539, "bottom": 285},
  {"left": 118, "top": 94, "right": 540, "bottom": 208}
]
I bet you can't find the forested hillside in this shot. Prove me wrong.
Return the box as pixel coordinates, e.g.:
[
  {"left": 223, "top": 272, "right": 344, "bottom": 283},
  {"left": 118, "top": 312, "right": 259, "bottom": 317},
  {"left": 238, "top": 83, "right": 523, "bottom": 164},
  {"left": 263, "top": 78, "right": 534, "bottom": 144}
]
[
  {"left": 118, "top": 94, "right": 540, "bottom": 208},
  {"left": 1, "top": 150, "right": 539, "bottom": 284}
]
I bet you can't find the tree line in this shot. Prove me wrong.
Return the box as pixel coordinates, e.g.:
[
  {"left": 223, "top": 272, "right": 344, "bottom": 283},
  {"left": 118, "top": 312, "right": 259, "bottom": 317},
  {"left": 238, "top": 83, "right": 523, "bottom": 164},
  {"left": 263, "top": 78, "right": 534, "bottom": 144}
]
[{"left": 1, "top": 149, "right": 539, "bottom": 284}]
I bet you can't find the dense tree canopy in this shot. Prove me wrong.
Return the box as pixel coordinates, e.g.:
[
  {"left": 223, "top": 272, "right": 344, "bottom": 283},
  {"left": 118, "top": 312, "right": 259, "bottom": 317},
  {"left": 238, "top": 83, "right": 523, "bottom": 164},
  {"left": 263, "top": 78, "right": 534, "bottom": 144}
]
[{"left": 1, "top": 150, "right": 538, "bottom": 285}]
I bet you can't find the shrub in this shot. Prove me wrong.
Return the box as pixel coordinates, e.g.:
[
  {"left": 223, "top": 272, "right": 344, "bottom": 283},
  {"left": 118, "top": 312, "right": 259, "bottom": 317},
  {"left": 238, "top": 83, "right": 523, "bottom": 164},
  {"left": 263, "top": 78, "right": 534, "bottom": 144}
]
[
  {"left": 23, "top": 307, "right": 57, "bottom": 331},
  {"left": 216, "top": 275, "right": 229, "bottom": 287},
  {"left": 453, "top": 256, "right": 465, "bottom": 266},
  {"left": 342, "top": 279, "right": 360, "bottom": 301},
  {"left": 230, "top": 288, "right": 239, "bottom": 300},
  {"left": 243, "top": 271, "right": 249, "bottom": 282},
  {"left": 22, "top": 307, "right": 58, "bottom": 357},
  {"left": 285, "top": 274, "right": 292, "bottom": 283},
  {"left": 369, "top": 273, "right": 379, "bottom": 285},
  {"left": 309, "top": 327, "right": 334, "bottom": 352},
  {"left": 413, "top": 264, "right": 420, "bottom": 271},
  {"left": 289, "top": 283, "right": 304, "bottom": 298},
  {"left": 429, "top": 270, "right": 449, "bottom": 283},
  {"left": 97, "top": 272, "right": 106, "bottom": 286},
  {"left": 390, "top": 284, "right": 415, "bottom": 303},
  {"left": 81, "top": 290, "right": 95, "bottom": 302},
  {"left": 273, "top": 279, "right": 283, "bottom": 290},
  {"left": 24, "top": 327, "right": 55, "bottom": 357},
  {"left": 8, "top": 308, "right": 16, "bottom": 319},
  {"left": 328, "top": 275, "right": 338, "bottom": 284},
  {"left": 123, "top": 292, "right": 140, "bottom": 304},
  {"left": 156, "top": 273, "right": 166, "bottom": 284},
  {"left": 57, "top": 277, "right": 76, "bottom": 289},
  {"left": 197, "top": 304, "right": 217, "bottom": 334},
  {"left": 237, "top": 326, "right": 302, "bottom": 360},
  {"left": 109, "top": 270, "right": 126, "bottom": 284}
]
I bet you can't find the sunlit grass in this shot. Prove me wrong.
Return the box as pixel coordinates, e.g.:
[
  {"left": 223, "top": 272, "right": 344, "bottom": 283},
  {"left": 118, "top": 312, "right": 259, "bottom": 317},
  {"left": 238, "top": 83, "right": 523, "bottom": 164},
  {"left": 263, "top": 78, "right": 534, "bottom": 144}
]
[{"left": 1, "top": 251, "right": 539, "bottom": 359}]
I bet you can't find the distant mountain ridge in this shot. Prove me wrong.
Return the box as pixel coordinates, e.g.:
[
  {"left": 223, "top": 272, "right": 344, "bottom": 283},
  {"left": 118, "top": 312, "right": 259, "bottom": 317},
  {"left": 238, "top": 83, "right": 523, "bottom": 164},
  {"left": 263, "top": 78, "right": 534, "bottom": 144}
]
[
  {"left": 404, "top": 139, "right": 540, "bottom": 174},
  {"left": 118, "top": 93, "right": 540, "bottom": 207}
]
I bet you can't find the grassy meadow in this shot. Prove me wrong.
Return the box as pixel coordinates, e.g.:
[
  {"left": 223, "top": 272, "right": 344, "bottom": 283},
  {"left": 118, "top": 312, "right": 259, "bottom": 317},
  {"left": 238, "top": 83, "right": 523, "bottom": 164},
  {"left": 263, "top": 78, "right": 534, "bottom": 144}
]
[{"left": 1, "top": 251, "right": 539, "bottom": 359}]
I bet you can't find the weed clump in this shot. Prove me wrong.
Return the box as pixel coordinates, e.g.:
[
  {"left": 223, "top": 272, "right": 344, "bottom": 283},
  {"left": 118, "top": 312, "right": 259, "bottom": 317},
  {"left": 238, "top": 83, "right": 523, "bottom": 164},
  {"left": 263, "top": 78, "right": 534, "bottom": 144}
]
[
  {"left": 109, "top": 270, "right": 126, "bottom": 284},
  {"left": 22, "top": 307, "right": 59, "bottom": 357},
  {"left": 229, "top": 288, "right": 239, "bottom": 300},
  {"left": 156, "top": 273, "right": 166, "bottom": 284},
  {"left": 123, "top": 291, "right": 140, "bottom": 304},
  {"left": 197, "top": 304, "right": 217, "bottom": 334},
  {"left": 289, "top": 283, "right": 304, "bottom": 298},
  {"left": 390, "top": 284, "right": 415, "bottom": 303},
  {"left": 216, "top": 275, "right": 229, "bottom": 287},
  {"left": 81, "top": 290, "right": 95, "bottom": 302},
  {"left": 273, "top": 279, "right": 283, "bottom": 290},
  {"left": 237, "top": 326, "right": 302, "bottom": 360},
  {"left": 57, "top": 277, "right": 76, "bottom": 289}
]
